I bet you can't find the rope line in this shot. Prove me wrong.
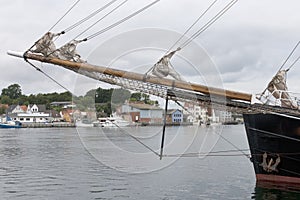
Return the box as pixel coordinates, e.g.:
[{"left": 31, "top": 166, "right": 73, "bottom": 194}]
[
  {"left": 23, "top": 58, "right": 74, "bottom": 96},
  {"left": 144, "top": 0, "right": 237, "bottom": 82},
  {"left": 172, "top": 93, "right": 249, "bottom": 159},
  {"left": 84, "top": 0, "right": 160, "bottom": 41},
  {"left": 165, "top": 150, "right": 300, "bottom": 158},
  {"left": 287, "top": 54, "right": 300, "bottom": 71},
  {"left": 109, "top": 120, "right": 160, "bottom": 157},
  {"left": 248, "top": 127, "right": 300, "bottom": 143},
  {"left": 164, "top": 149, "right": 250, "bottom": 157},
  {"left": 48, "top": 0, "right": 81, "bottom": 32},
  {"left": 74, "top": 0, "right": 129, "bottom": 40},
  {"left": 278, "top": 41, "right": 300, "bottom": 72},
  {"left": 180, "top": 0, "right": 238, "bottom": 49},
  {"left": 217, "top": 131, "right": 251, "bottom": 158},
  {"left": 167, "top": 0, "right": 218, "bottom": 53},
  {"left": 258, "top": 40, "right": 300, "bottom": 99},
  {"left": 63, "top": 0, "right": 119, "bottom": 34}
]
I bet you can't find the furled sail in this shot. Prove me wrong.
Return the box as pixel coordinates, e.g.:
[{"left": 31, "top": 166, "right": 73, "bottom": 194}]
[
  {"left": 149, "top": 49, "right": 183, "bottom": 81},
  {"left": 30, "top": 32, "right": 61, "bottom": 57},
  {"left": 267, "top": 70, "right": 299, "bottom": 109}
]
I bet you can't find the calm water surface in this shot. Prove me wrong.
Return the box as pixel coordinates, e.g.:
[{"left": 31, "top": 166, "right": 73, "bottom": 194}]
[{"left": 0, "top": 125, "right": 299, "bottom": 199}]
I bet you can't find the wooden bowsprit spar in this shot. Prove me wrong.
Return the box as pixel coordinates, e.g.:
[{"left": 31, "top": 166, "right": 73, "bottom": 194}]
[{"left": 8, "top": 51, "right": 252, "bottom": 102}]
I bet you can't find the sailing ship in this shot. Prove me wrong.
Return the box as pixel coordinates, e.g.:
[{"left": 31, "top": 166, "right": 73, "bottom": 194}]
[{"left": 7, "top": 0, "right": 300, "bottom": 187}]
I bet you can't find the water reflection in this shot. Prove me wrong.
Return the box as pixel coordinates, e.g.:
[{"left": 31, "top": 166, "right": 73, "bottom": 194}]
[{"left": 253, "top": 182, "right": 300, "bottom": 200}]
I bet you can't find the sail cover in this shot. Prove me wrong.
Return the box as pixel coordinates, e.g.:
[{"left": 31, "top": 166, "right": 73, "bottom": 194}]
[
  {"left": 267, "top": 70, "right": 299, "bottom": 109},
  {"left": 31, "top": 32, "right": 60, "bottom": 57},
  {"left": 150, "top": 49, "right": 183, "bottom": 81}
]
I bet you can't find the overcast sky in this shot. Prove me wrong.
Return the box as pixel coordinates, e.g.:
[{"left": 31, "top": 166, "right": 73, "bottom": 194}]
[{"left": 1, "top": 0, "right": 300, "bottom": 96}]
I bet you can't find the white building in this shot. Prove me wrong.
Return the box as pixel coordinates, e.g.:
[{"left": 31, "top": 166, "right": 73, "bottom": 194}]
[
  {"left": 216, "top": 110, "right": 233, "bottom": 123},
  {"left": 10, "top": 104, "right": 50, "bottom": 123},
  {"left": 183, "top": 103, "right": 208, "bottom": 124}
]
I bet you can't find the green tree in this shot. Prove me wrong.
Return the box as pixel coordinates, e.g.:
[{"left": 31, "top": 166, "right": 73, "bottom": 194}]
[
  {"left": 141, "top": 93, "right": 150, "bottom": 103},
  {"left": 0, "top": 105, "right": 6, "bottom": 115},
  {"left": 0, "top": 95, "right": 12, "bottom": 104},
  {"left": 1, "top": 84, "right": 22, "bottom": 99},
  {"left": 111, "top": 89, "right": 131, "bottom": 104},
  {"left": 130, "top": 92, "right": 142, "bottom": 101}
]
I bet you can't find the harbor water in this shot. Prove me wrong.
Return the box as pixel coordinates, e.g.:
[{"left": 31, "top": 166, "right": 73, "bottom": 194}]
[{"left": 0, "top": 125, "right": 299, "bottom": 199}]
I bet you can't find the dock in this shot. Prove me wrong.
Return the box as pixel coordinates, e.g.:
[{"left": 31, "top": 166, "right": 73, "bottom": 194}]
[{"left": 21, "top": 122, "right": 76, "bottom": 128}]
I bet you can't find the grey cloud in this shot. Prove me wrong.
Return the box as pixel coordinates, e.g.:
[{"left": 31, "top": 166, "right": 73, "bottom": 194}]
[{"left": 1, "top": 0, "right": 300, "bottom": 95}]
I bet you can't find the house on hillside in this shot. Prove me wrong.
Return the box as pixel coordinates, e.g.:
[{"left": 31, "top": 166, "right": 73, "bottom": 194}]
[{"left": 121, "top": 103, "right": 163, "bottom": 123}]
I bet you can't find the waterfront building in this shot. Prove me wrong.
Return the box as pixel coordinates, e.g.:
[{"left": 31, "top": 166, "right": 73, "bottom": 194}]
[
  {"left": 121, "top": 103, "right": 163, "bottom": 123},
  {"left": 9, "top": 104, "right": 50, "bottom": 123},
  {"left": 166, "top": 109, "right": 183, "bottom": 123}
]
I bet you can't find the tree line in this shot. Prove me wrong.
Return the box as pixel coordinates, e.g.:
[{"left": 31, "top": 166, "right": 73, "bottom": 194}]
[{"left": 0, "top": 84, "right": 158, "bottom": 116}]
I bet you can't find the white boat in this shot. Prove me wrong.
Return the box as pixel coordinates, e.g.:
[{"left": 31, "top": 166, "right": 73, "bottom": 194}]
[
  {"left": 93, "top": 116, "right": 130, "bottom": 128},
  {"left": 76, "top": 119, "right": 94, "bottom": 127}
]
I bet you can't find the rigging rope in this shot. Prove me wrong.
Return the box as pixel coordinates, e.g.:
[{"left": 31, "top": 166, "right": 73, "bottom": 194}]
[
  {"left": 63, "top": 0, "right": 119, "bottom": 34},
  {"left": 286, "top": 53, "right": 300, "bottom": 72},
  {"left": 180, "top": 0, "right": 238, "bottom": 49},
  {"left": 259, "top": 40, "right": 300, "bottom": 99},
  {"left": 172, "top": 94, "right": 250, "bottom": 159},
  {"left": 167, "top": 0, "right": 218, "bottom": 53},
  {"left": 278, "top": 40, "right": 300, "bottom": 72},
  {"left": 145, "top": 0, "right": 238, "bottom": 82},
  {"left": 23, "top": 58, "right": 74, "bottom": 96},
  {"left": 48, "top": 0, "right": 81, "bottom": 32},
  {"left": 83, "top": 0, "right": 160, "bottom": 41},
  {"left": 164, "top": 149, "right": 250, "bottom": 158},
  {"left": 74, "top": 0, "right": 129, "bottom": 40},
  {"left": 248, "top": 127, "right": 300, "bottom": 143},
  {"left": 109, "top": 120, "right": 160, "bottom": 157}
]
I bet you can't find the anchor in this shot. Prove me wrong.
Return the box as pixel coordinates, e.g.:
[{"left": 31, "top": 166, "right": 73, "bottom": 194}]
[{"left": 259, "top": 152, "right": 281, "bottom": 173}]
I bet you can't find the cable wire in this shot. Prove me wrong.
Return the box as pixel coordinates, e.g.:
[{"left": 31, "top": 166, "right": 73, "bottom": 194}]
[
  {"left": 180, "top": 0, "right": 238, "bottom": 49},
  {"left": 24, "top": 58, "right": 74, "bottom": 96},
  {"left": 63, "top": 0, "right": 118, "bottom": 34},
  {"left": 84, "top": 0, "right": 160, "bottom": 41},
  {"left": 167, "top": 0, "right": 218, "bottom": 53},
  {"left": 278, "top": 40, "right": 300, "bottom": 72},
  {"left": 110, "top": 120, "right": 160, "bottom": 157},
  {"left": 74, "top": 0, "right": 129, "bottom": 40},
  {"left": 286, "top": 54, "right": 300, "bottom": 71},
  {"left": 48, "top": 0, "right": 81, "bottom": 32}
]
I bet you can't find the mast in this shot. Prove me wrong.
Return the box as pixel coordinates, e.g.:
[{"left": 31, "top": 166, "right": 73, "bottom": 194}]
[{"left": 17, "top": 52, "right": 252, "bottom": 102}]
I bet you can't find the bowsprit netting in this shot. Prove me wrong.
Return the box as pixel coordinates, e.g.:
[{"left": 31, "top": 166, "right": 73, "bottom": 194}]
[{"left": 68, "top": 65, "right": 169, "bottom": 99}]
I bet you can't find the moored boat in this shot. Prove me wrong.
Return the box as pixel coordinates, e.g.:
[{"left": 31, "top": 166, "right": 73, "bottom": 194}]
[
  {"left": 0, "top": 120, "right": 22, "bottom": 128},
  {"left": 93, "top": 116, "right": 130, "bottom": 128}
]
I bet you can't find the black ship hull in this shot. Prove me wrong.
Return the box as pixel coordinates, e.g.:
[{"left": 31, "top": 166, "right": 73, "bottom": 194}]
[{"left": 243, "top": 113, "right": 300, "bottom": 185}]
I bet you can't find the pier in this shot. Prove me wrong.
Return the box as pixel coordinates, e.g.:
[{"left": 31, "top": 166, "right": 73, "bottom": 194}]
[{"left": 21, "top": 122, "right": 75, "bottom": 128}]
